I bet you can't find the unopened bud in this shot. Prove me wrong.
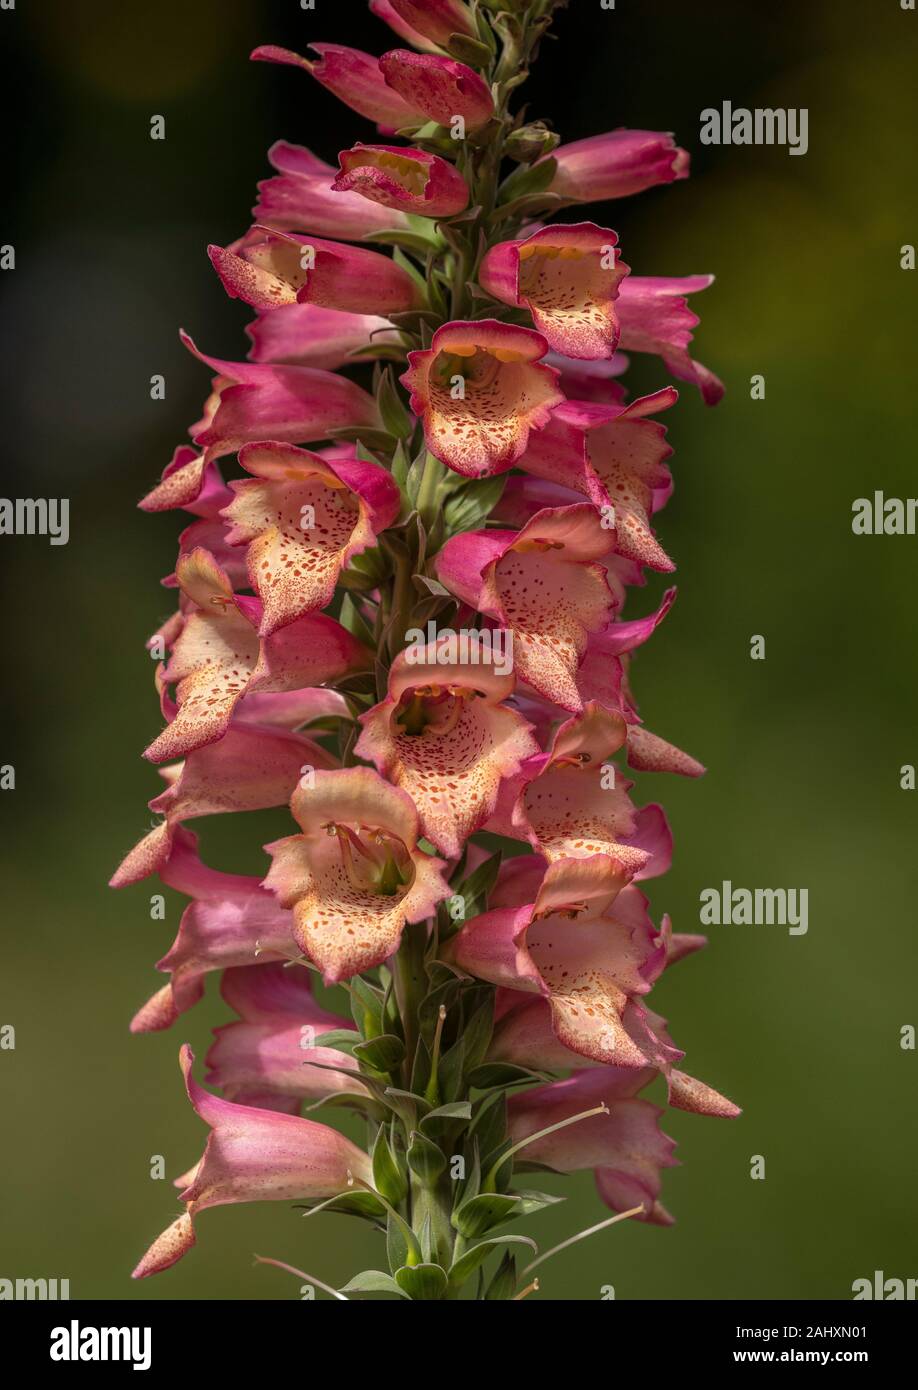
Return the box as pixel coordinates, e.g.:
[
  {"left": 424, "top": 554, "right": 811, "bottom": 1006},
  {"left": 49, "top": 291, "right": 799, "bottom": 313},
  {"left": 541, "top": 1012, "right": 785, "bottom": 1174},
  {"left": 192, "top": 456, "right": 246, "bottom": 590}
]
[{"left": 505, "top": 122, "right": 561, "bottom": 165}]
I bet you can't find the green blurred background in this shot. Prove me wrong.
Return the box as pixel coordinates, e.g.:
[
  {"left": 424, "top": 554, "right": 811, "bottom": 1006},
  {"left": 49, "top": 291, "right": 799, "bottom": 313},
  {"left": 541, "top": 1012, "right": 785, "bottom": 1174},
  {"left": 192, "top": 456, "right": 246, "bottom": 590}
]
[{"left": 1, "top": 0, "right": 916, "bottom": 1300}]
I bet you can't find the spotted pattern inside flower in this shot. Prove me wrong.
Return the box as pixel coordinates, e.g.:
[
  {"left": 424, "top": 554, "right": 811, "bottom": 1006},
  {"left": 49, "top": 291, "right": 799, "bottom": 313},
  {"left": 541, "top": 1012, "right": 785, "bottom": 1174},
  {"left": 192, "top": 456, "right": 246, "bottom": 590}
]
[
  {"left": 279, "top": 835, "right": 445, "bottom": 982},
  {"left": 424, "top": 347, "right": 559, "bottom": 476},
  {"left": 146, "top": 607, "right": 259, "bottom": 761},
  {"left": 586, "top": 423, "right": 673, "bottom": 570},
  {"left": 225, "top": 476, "right": 361, "bottom": 632},
  {"left": 523, "top": 763, "right": 648, "bottom": 871},
  {"left": 494, "top": 549, "right": 614, "bottom": 709},
  {"left": 518, "top": 244, "right": 619, "bottom": 358},
  {"left": 388, "top": 693, "right": 511, "bottom": 857},
  {"left": 527, "top": 916, "right": 650, "bottom": 1066}
]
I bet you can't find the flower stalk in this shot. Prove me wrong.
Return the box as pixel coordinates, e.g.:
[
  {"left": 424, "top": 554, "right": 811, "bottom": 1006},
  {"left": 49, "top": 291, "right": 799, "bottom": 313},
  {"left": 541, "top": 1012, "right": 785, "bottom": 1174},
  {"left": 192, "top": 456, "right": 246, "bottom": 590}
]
[{"left": 116, "top": 0, "right": 736, "bottom": 1300}]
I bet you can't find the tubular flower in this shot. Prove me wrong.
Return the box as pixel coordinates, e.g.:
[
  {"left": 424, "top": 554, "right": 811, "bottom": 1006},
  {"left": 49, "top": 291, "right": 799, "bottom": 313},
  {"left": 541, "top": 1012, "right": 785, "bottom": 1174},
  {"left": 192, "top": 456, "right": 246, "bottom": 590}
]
[
  {"left": 209, "top": 231, "right": 424, "bottom": 317},
  {"left": 251, "top": 45, "right": 422, "bottom": 132},
  {"left": 132, "top": 1046, "right": 376, "bottom": 1278},
  {"left": 253, "top": 142, "right": 412, "bottom": 240},
  {"left": 355, "top": 638, "right": 540, "bottom": 858},
  {"left": 436, "top": 505, "right": 621, "bottom": 710},
  {"left": 616, "top": 275, "right": 725, "bottom": 404},
  {"left": 479, "top": 223, "right": 630, "bottom": 360},
  {"left": 371, "top": 0, "right": 449, "bottom": 53},
  {"left": 222, "top": 442, "right": 400, "bottom": 636},
  {"left": 545, "top": 129, "right": 690, "bottom": 202},
  {"left": 181, "top": 332, "right": 382, "bottom": 461},
  {"left": 264, "top": 767, "right": 451, "bottom": 982},
  {"left": 506, "top": 1069, "right": 679, "bottom": 1223},
  {"left": 206, "top": 965, "right": 366, "bottom": 1110},
  {"left": 383, "top": 0, "right": 477, "bottom": 49},
  {"left": 402, "top": 320, "right": 563, "bottom": 477},
  {"left": 518, "top": 390, "right": 678, "bottom": 570},
  {"left": 488, "top": 702, "right": 667, "bottom": 877},
  {"left": 143, "top": 547, "right": 368, "bottom": 762},
  {"left": 246, "top": 304, "right": 399, "bottom": 371},
  {"left": 118, "top": 0, "right": 734, "bottom": 1299},
  {"left": 453, "top": 855, "right": 672, "bottom": 1070},
  {"left": 379, "top": 50, "right": 495, "bottom": 130},
  {"left": 334, "top": 143, "right": 470, "bottom": 218}
]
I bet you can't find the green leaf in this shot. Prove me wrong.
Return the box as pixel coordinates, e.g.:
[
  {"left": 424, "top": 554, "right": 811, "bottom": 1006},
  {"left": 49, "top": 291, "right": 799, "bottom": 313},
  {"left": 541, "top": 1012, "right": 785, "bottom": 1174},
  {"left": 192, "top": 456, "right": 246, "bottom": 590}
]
[
  {"left": 467, "top": 1062, "right": 547, "bottom": 1090},
  {"left": 392, "top": 245, "right": 430, "bottom": 302},
  {"left": 419, "top": 1101, "right": 472, "bottom": 1137},
  {"left": 452, "top": 1192, "right": 521, "bottom": 1239},
  {"left": 394, "top": 1263, "right": 449, "bottom": 1301},
  {"left": 363, "top": 228, "right": 443, "bottom": 257},
  {"left": 443, "top": 475, "right": 507, "bottom": 535},
  {"left": 458, "top": 997, "right": 495, "bottom": 1075},
  {"left": 412, "top": 574, "right": 451, "bottom": 598},
  {"left": 303, "top": 1189, "right": 386, "bottom": 1221},
  {"left": 311, "top": 1029, "right": 359, "bottom": 1054},
  {"left": 338, "top": 1270, "right": 409, "bottom": 1299},
  {"left": 456, "top": 849, "right": 503, "bottom": 920},
  {"left": 407, "top": 1130, "right": 447, "bottom": 1184},
  {"left": 372, "top": 1124, "right": 408, "bottom": 1206},
  {"left": 513, "top": 1189, "right": 567, "bottom": 1217},
  {"left": 376, "top": 365, "right": 414, "bottom": 441},
  {"left": 448, "top": 1235, "right": 538, "bottom": 1290},
  {"left": 484, "top": 1251, "right": 518, "bottom": 1301},
  {"left": 353, "top": 1033, "right": 406, "bottom": 1073},
  {"left": 338, "top": 593, "right": 376, "bottom": 648},
  {"left": 326, "top": 426, "right": 397, "bottom": 453},
  {"left": 498, "top": 156, "right": 558, "bottom": 205},
  {"left": 350, "top": 976, "right": 386, "bottom": 1039},
  {"left": 386, "top": 1208, "right": 410, "bottom": 1272},
  {"left": 489, "top": 191, "right": 566, "bottom": 227}
]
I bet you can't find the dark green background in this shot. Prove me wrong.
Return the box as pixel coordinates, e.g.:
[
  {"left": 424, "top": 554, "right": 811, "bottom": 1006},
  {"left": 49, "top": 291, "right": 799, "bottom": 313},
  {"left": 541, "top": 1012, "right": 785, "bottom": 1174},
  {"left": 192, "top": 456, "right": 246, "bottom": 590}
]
[{"left": 1, "top": 0, "right": 916, "bottom": 1300}]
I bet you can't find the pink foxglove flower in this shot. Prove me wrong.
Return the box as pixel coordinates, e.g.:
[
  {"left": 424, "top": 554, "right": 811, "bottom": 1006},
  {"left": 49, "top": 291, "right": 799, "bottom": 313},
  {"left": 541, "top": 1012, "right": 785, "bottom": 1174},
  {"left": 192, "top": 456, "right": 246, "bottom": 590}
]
[
  {"left": 384, "top": 0, "right": 477, "bottom": 50},
  {"left": 221, "top": 441, "right": 400, "bottom": 635},
  {"left": 379, "top": 49, "right": 495, "bottom": 130},
  {"left": 264, "top": 766, "right": 451, "bottom": 982},
  {"left": 253, "top": 142, "right": 412, "bottom": 239},
  {"left": 616, "top": 274, "right": 726, "bottom": 404},
  {"left": 133, "top": 1046, "right": 375, "bottom": 1278},
  {"left": 370, "top": 0, "right": 449, "bottom": 53},
  {"left": 251, "top": 45, "right": 421, "bottom": 132},
  {"left": 117, "top": 0, "right": 736, "bottom": 1300},
  {"left": 547, "top": 128, "right": 690, "bottom": 202},
  {"left": 355, "top": 638, "right": 540, "bottom": 857},
  {"left": 209, "top": 231, "right": 424, "bottom": 317},
  {"left": 402, "top": 320, "right": 563, "bottom": 476},
  {"left": 334, "top": 142, "right": 470, "bottom": 218},
  {"left": 479, "top": 223, "right": 630, "bottom": 360},
  {"left": 436, "top": 505, "right": 620, "bottom": 710}
]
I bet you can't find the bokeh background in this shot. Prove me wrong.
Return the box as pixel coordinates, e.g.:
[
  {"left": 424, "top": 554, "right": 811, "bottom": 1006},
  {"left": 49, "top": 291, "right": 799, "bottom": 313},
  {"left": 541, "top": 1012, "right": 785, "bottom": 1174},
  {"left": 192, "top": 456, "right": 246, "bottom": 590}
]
[{"left": 1, "top": 0, "right": 916, "bottom": 1301}]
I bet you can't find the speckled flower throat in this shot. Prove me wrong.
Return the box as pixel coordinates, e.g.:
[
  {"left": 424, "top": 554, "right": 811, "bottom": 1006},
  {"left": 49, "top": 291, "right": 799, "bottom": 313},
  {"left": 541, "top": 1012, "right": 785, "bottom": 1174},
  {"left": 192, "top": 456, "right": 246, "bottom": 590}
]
[{"left": 113, "top": 0, "right": 737, "bottom": 1301}]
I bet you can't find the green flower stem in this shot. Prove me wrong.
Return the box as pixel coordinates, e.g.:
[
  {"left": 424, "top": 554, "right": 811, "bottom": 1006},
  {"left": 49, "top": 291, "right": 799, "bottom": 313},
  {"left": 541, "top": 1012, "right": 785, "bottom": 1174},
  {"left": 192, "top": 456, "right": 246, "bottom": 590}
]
[{"left": 392, "top": 919, "right": 428, "bottom": 1091}]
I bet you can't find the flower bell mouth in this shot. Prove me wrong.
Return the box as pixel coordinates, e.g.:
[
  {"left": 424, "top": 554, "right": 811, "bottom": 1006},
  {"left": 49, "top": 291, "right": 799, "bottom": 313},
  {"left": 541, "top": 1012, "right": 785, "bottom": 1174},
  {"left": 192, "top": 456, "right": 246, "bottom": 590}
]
[
  {"left": 360, "top": 150, "right": 429, "bottom": 195},
  {"left": 392, "top": 685, "right": 477, "bottom": 738},
  {"left": 518, "top": 244, "right": 590, "bottom": 306},
  {"left": 552, "top": 752, "right": 593, "bottom": 769},
  {"left": 535, "top": 902, "right": 590, "bottom": 922},
  {"left": 326, "top": 822, "right": 415, "bottom": 898},
  {"left": 512, "top": 537, "right": 565, "bottom": 554}
]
